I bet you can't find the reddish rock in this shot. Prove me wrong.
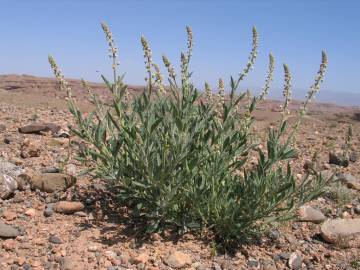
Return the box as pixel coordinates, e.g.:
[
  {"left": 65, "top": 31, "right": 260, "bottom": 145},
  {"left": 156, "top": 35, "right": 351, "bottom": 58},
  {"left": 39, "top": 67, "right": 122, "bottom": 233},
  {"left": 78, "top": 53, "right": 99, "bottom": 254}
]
[
  {"left": 30, "top": 173, "right": 76, "bottom": 193},
  {"left": 24, "top": 208, "right": 36, "bottom": 217},
  {"left": 2, "top": 239, "right": 17, "bottom": 250},
  {"left": 2, "top": 210, "right": 17, "bottom": 221},
  {"left": 164, "top": 251, "right": 192, "bottom": 268},
  {"left": 53, "top": 201, "right": 85, "bottom": 214},
  {"left": 298, "top": 206, "right": 325, "bottom": 224},
  {"left": 321, "top": 218, "right": 360, "bottom": 247},
  {"left": 132, "top": 253, "right": 149, "bottom": 264}
]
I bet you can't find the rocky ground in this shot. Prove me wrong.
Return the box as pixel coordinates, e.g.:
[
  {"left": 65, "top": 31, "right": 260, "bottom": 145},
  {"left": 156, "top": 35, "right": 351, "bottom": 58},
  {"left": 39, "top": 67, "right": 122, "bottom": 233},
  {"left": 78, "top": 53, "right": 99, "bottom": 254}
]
[{"left": 0, "top": 75, "right": 360, "bottom": 270}]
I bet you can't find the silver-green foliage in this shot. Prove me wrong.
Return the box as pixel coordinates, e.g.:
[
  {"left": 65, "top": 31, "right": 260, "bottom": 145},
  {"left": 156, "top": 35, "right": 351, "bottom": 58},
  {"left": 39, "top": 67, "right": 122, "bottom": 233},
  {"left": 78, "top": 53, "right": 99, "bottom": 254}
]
[{"left": 49, "top": 23, "right": 328, "bottom": 242}]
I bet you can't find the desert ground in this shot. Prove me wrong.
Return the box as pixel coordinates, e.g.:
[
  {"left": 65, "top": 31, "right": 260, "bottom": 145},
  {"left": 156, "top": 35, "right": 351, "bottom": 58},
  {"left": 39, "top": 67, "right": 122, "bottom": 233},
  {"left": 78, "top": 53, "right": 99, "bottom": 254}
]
[{"left": 0, "top": 74, "right": 359, "bottom": 270}]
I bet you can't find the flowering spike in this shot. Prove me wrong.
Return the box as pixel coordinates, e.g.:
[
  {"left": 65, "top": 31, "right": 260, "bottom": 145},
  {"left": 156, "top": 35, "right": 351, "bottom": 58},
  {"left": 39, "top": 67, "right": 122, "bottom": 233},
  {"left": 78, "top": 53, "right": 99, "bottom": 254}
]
[
  {"left": 258, "top": 53, "right": 275, "bottom": 101},
  {"left": 218, "top": 78, "right": 225, "bottom": 105},
  {"left": 162, "top": 54, "right": 177, "bottom": 81},
  {"left": 205, "top": 82, "right": 212, "bottom": 101},
  {"left": 186, "top": 25, "right": 193, "bottom": 61},
  {"left": 282, "top": 63, "right": 292, "bottom": 115},
  {"left": 141, "top": 35, "right": 154, "bottom": 91},
  {"left": 48, "top": 55, "right": 72, "bottom": 99},
  {"left": 300, "top": 51, "right": 328, "bottom": 116},
  {"left": 238, "top": 26, "right": 259, "bottom": 82}
]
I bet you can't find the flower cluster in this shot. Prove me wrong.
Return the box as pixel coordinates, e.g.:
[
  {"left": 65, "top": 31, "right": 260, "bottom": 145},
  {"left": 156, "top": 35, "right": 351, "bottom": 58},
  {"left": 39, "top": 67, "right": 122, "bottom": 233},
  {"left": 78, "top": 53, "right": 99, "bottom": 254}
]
[
  {"left": 258, "top": 54, "right": 275, "bottom": 101},
  {"left": 186, "top": 26, "right": 193, "bottom": 60},
  {"left": 152, "top": 63, "right": 165, "bottom": 94},
  {"left": 48, "top": 55, "right": 72, "bottom": 99},
  {"left": 205, "top": 82, "right": 212, "bottom": 101},
  {"left": 162, "top": 55, "right": 176, "bottom": 82},
  {"left": 101, "top": 22, "right": 119, "bottom": 69},
  {"left": 238, "top": 26, "right": 259, "bottom": 82},
  {"left": 282, "top": 64, "right": 292, "bottom": 115},
  {"left": 218, "top": 78, "right": 225, "bottom": 105},
  {"left": 300, "top": 51, "right": 328, "bottom": 116},
  {"left": 141, "top": 35, "right": 153, "bottom": 81}
]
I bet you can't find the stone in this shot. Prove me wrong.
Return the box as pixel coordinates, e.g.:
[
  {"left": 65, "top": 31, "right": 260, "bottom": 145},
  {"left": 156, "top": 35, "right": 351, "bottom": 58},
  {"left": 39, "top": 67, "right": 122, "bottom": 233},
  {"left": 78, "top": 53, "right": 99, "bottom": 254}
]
[
  {"left": 164, "top": 251, "right": 192, "bottom": 268},
  {"left": 298, "top": 205, "right": 326, "bottom": 224},
  {"left": 132, "top": 253, "right": 149, "bottom": 264},
  {"left": 247, "top": 258, "right": 258, "bottom": 268},
  {"left": 24, "top": 208, "right": 36, "bottom": 217},
  {"left": 268, "top": 229, "right": 280, "bottom": 240},
  {"left": 13, "top": 192, "right": 24, "bottom": 203},
  {"left": 2, "top": 239, "right": 17, "bottom": 250},
  {"left": 64, "top": 164, "right": 77, "bottom": 176},
  {"left": 329, "top": 152, "right": 349, "bottom": 167},
  {"left": 0, "top": 124, "right": 6, "bottom": 132},
  {"left": 54, "top": 201, "right": 84, "bottom": 214},
  {"left": 0, "top": 174, "right": 18, "bottom": 199},
  {"left": 0, "top": 221, "right": 20, "bottom": 238},
  {"left": 59, "top": 257, "right": 76, "bottom": 270},
  {"left": 17, "top": 168, "right": 35, "bottom": 188},
  {"left": 44, "top": 208, "right": 53, "bottom": 217},
  {"left": 2, "top": 210, "right": 17, "bottom": 221},
  {"left": 288, "top": 252, "right": 302, "bottom": 269},
  {"left": 22, "top": 263, "right": 32, "bottom": 270},
  {"left": 18, "top": 124, "right": 48, "bottom": 134},
  {"left": 30, "top": 173, "right": 76, "bottom": 193},
  {"left": 49, "top": 235, "right": 63, "bottom": 244},
  {"left": 321, "top": 218, "right": 360, "bottom": 247},
  {"left": 337, "top": 174, "right": 360, "bottom": 191},
  {"left": 18, "top": 123, "right": 61, "bottom": 134},
  {"left": 349, "top": 152, "right": 357, "bottom": 162},
  {"left": 3, "top": 136, "right": 11, "bottom": 144},
  {"left": 88, "top": 245, "right": 98, "bottom": 252},
  {"left": 104, "top": 250, "right": 118, "bottom": 261},
  {"left": 41, "top": 167, "right": 60, "bottom": 173}
]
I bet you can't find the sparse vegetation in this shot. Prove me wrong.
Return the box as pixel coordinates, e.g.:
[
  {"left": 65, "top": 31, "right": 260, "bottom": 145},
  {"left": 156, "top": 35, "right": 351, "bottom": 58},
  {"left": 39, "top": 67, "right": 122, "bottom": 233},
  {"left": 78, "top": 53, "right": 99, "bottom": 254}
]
[{"left": 49, "top": 23, "right": 329, "bottom": 245}]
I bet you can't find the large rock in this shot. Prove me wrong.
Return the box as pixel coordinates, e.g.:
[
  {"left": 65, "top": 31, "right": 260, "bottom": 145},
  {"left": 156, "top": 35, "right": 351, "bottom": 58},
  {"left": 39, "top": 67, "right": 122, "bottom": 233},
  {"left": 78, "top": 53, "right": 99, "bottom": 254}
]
[
  {"left": 18, "top": 123, "right": 49, "bottom": 134},
  {"left": 321, "top": 219, "right": 360, "bottom": 247},
  {"left": 53, "top": 201, "right": 85, "bottom": 214},
  {"left": 164, "top": 251, "right": 192, "bottom": 268},
  {"left": 30, "top": 173, "right": 76, "bottom": 193},
  {"left": 0, "top": 160, "right": 23, "bottom": 199},
  {"left": 0, "top": 221, "right": 20, "bottom": 238},
  {"left": 298, "top": 206, "right": 325, "bottom": 224},
  {"left": 0, "top": 174, "right": 18, "bottom": 199},
  {"left": 18, "top": 123, "right": 61, "bottom": 134},
  {"left": 337, "top": 173, "right": 360, "bottom": 191}
]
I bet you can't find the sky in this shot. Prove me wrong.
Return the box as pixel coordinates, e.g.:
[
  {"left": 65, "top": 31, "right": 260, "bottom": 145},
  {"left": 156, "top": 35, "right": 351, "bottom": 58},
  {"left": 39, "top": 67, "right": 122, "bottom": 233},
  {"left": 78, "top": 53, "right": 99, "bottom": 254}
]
[{"left": 0, "top": 0, "right": 359, "bottom": 103}]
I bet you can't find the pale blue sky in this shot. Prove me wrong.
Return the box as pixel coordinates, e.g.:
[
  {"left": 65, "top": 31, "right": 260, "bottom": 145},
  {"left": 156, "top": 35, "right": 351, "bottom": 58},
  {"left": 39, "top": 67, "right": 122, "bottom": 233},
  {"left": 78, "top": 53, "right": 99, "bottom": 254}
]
[{"left": 0, "top": 0, "right": 359, "bottom": 102}]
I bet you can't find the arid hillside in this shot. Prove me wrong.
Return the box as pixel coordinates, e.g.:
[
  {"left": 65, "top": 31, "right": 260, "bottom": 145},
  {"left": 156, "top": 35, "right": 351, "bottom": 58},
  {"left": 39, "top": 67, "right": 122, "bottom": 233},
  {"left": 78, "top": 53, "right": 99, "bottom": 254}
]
[{"left": 0, "top": 74, "right": 359, "bottom": 270}]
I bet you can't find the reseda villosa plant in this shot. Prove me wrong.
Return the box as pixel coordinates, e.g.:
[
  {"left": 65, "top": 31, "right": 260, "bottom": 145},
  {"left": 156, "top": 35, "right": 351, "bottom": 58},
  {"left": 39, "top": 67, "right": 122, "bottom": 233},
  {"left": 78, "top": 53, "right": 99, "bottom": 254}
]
[{"left": 49, "top": 22, "right": 329, "bottom": 245}]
